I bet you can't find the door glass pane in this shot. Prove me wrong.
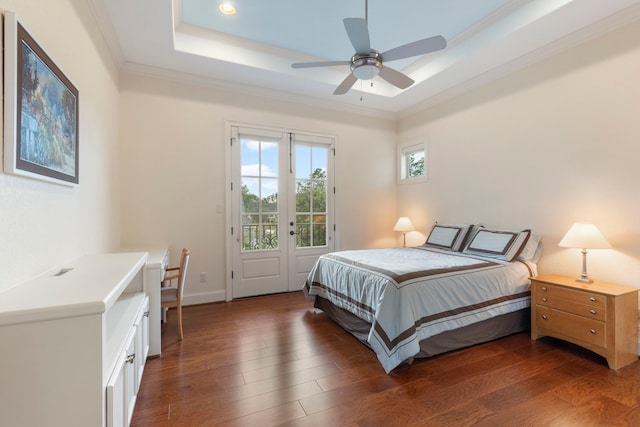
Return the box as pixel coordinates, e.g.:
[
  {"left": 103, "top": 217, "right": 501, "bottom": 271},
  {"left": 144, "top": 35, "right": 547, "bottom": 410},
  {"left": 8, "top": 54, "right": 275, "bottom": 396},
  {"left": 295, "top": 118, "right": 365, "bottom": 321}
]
[
  {"left": 295, "top": 213, "right": 310, "bottom": 247},
  {"left": 241, "top": 177, "right": 259, "bottom": 213},
  {"left": 312, "top": 146, "right": 327, "bottom": 173},
  {"left": 296, "top": 180, "right": 311, "bottom": 213},
  {"left": 313, "top": 214, "right": 326, "bottom": 246},
  {"left": 240, "top": 136, "right": 280, "bottom": 251},
  {"left": 262, "top": 214, "right": 279, "bottom": 249},
  {"left": 296, "top": 223, "right": 310, "bottom": 248},
  {"left": 261, "top": 142, "right": 278, "bottom": 177},
  {"left": 295, "top": 144, "right": 328, "bottom": 248},
  {"left": 295, "top": 145, "right": 311, "bottom": 179},
  {"left": 261, "top": 178, "right": 278, "bottom": 212},
  {"left": 311, "top": 181, "right": 326, "bottom": 212}
]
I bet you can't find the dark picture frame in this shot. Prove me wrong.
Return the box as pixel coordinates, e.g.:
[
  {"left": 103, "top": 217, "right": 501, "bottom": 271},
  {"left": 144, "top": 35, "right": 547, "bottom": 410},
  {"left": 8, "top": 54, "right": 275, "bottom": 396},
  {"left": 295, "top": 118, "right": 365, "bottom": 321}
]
[{"left": 3, "top": 11, "right": 79, "bottom": 185}]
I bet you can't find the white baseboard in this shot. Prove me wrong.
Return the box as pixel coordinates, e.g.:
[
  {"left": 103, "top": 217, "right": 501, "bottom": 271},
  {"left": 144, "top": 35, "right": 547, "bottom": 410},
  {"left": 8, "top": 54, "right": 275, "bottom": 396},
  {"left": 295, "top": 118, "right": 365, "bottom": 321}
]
[{"left": 183, "top": 290, "right": 226, "bottom": 306}]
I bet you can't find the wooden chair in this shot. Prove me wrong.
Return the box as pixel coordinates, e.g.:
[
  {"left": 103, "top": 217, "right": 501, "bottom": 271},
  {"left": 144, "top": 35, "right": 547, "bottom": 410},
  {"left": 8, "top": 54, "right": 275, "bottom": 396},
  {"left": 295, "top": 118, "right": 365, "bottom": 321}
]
[{"left": 161, "top": 248, "right": 190, "bottom": 340}]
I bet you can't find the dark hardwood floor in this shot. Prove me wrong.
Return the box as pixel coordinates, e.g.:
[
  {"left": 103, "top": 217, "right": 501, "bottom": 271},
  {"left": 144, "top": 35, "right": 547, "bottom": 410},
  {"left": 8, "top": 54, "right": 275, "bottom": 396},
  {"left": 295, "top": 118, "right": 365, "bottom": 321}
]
[{"left": 132, "top": 292, "right": 640, "bottom": 426}]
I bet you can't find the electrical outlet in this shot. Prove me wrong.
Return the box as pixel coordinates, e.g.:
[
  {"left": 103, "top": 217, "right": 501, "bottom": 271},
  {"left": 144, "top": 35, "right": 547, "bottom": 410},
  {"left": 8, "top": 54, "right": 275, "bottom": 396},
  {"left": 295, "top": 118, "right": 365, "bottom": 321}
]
[{"left": 200, "top": 272, "right": 207, "bottom": 282}]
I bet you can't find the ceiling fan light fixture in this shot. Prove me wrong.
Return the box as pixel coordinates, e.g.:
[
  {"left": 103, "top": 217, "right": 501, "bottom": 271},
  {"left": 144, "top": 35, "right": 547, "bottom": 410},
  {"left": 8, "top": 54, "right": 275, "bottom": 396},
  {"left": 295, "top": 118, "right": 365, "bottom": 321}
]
[{"left": 351, "top": 52, "right": 381, "bottom": 80}]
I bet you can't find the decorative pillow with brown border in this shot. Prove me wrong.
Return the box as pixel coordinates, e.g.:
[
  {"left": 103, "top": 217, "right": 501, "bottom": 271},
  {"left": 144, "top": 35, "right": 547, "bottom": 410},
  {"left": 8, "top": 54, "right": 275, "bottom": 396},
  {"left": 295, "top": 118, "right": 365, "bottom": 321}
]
[
  {"left": 423, "top": 223, "right": 472, "bottom": 252},
  {"left": 463, "top": 228, "right": 531, "bottom": 261}
]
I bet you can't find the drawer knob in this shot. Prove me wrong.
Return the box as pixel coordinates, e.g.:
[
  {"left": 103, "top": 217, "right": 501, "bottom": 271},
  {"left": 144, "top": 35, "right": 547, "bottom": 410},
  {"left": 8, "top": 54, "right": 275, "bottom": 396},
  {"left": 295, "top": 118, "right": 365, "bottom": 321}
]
[
  {"left": 542, "top": 297, "right": 548, "bottom": 303},
  {"left": 589, "top": 309, "right": 597, "bottom": 315},
  {"left": 541, "top": 286, "right": 547, "bottom": 292},
  {"left": 541, "top": 314, "right": 548, "bottom": 320},
  {"left": 589, "top": 297, "right": 597, "bottom": 302},
  {"left": 590, "top": 329, "right": 596, "bottom": 334}
]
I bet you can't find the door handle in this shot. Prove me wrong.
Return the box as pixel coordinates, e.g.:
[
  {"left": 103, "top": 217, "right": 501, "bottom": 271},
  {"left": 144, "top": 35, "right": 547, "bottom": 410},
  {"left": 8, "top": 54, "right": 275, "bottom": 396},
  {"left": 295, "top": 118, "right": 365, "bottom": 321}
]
[{"left": 290, "top": 231, "right": 295, "bottom": 235}]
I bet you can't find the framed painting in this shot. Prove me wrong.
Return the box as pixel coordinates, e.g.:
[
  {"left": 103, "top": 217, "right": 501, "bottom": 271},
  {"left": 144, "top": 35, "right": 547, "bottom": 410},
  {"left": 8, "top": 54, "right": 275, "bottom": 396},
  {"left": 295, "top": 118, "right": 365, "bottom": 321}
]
[{"left": 3, "top": 11, "right": 79, "bottom": 185}]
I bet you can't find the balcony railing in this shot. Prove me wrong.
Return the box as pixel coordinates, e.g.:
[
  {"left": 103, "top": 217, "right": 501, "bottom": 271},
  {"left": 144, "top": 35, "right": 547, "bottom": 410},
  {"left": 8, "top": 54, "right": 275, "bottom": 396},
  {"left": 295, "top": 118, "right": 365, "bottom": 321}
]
[{"left": 242, "top": 225, "right": 278, "bottom": 250}]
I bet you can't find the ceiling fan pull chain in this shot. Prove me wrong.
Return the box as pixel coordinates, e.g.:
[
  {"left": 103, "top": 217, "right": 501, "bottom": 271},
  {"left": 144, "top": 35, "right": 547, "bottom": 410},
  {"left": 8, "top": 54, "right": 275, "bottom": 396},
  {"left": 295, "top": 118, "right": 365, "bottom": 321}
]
[{"left": 370, "top": 64, "right": 374, "bottom": 86}]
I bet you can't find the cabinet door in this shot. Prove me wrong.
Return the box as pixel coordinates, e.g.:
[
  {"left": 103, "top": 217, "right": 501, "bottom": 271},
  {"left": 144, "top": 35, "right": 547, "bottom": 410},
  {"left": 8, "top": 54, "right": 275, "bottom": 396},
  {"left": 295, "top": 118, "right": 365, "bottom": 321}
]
[
  {"left": 135, "top": 297, "right": 150, "bottom": 392},
  {"left": 106, "top": 350, "right": 127, "bottom": 427},
  {"left": 141, "top": 297, "right": 149, "bottom": 361},
  {"left": 124, "top": 329, "right": 137, "bottom": 426},
  {"left": 107, "top": 329, "right": 137, "bottom": 427}
]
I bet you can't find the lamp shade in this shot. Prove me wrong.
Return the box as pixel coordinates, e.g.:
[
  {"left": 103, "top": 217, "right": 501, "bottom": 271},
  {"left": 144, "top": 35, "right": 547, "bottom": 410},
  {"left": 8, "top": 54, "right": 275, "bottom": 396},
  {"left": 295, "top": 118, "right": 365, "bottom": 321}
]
[
  {"left": 558, "top": 222, "right": 612, "bottom": 249},
  {"left": 393, "top": 217, "right": 415, "bottom": 232}
]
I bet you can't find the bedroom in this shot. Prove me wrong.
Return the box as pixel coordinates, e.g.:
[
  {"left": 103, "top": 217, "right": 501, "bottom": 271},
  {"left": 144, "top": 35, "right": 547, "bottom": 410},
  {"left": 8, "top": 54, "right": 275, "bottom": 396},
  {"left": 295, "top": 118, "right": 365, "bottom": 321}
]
[
  {"left": 2, "top": 0, "right": 638, "bottom": 302},
  {"left": 0, "top": 0, "right": 640, "bottom": 424}
]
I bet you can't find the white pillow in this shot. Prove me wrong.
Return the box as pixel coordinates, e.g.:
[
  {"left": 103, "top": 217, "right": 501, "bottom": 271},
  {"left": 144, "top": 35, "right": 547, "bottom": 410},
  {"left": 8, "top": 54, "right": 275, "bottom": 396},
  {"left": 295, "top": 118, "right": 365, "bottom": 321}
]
[
  {"left": 423, "top": 223, "right": 471, "bottom": 252},
  {"left": 518, "top": 231, "right": 542, "bottom": 262},
  {"left": 463, "top": 228, "right": 531, "bottom": 262}
]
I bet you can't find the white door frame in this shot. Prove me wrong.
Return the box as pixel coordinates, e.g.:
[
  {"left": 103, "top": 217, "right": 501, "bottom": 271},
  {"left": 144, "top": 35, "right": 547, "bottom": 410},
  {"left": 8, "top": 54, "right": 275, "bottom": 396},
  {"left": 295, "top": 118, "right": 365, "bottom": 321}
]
[{"left": 224, "top": 120, "right": 337, "bottom": 301}]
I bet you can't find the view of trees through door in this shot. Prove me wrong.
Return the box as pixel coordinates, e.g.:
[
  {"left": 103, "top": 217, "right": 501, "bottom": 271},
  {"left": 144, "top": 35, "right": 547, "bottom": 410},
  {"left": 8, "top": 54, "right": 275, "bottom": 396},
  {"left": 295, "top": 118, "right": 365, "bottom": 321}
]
[
  {"left": 293, "top": 144, "right": 328, "bottom": 249},
  {"left": 228, "top": 125, "right": 335, "bottom": 299},
  {"left": 239, "top": 148, "right": 328, "bottom": 251}
]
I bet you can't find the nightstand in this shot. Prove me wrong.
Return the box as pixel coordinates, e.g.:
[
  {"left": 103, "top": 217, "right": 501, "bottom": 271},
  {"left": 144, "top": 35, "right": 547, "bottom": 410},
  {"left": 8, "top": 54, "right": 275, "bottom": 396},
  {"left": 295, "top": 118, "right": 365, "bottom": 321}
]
[{"left": 531, "top": 274, "right": 639, "bottom": 369}]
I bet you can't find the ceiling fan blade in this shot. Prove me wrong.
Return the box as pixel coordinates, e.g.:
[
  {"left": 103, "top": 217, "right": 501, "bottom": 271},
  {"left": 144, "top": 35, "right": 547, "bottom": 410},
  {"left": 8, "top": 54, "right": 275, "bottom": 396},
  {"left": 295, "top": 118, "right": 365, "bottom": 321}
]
[
  {"left": 381, "top": 35, "right": 446, "bottom": 62},
  {"left": 378, "top": 66, "right": 414, "bottom": 90},
  {"left": 291, "top": 60, "right": 350, "bottom": 69},
  {"left": 343, "top": 18, "right": 370, "bottom": 54},
  {"left": 333, "top": 73, "right": 358, "bottom": 95}
]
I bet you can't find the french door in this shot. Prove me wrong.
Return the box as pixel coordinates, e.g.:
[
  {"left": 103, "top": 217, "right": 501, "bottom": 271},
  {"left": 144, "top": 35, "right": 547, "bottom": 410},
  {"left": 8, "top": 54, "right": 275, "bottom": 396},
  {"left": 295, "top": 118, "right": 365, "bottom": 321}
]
[{"left": 228, "top": 124, "right": 335, "bottom": 299}]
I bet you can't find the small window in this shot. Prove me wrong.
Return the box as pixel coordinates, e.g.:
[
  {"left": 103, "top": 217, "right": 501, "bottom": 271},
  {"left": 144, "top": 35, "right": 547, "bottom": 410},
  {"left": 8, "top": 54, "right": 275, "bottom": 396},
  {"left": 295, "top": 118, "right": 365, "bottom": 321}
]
[{"left": 398, "top": 141, "right": 427, "bottom": 184}]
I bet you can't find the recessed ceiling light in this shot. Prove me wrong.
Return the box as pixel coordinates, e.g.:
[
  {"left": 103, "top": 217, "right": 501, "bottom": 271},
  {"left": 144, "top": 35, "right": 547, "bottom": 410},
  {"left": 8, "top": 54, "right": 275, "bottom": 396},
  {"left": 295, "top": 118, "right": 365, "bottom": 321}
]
[{"left": 219, "top": 2, "right": 236, "bottom": 15}]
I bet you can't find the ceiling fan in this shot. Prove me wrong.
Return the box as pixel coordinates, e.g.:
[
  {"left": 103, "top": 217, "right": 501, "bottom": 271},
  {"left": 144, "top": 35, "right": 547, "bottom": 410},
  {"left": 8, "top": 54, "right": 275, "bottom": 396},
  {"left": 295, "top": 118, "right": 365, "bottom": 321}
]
[{"left": 291, "top": 1, "right": 447, "bottom": 95}]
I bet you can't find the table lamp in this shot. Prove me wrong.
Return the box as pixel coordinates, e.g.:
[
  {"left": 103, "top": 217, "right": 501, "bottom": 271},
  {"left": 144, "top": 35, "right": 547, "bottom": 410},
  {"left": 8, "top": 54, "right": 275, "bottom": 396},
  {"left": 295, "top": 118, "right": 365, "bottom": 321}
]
[
  {"left": 558, "top": 222, "right": 611, "bottom": 283},
  {"left": 393, "top": 217, "right": 415, "bottom": 247}
]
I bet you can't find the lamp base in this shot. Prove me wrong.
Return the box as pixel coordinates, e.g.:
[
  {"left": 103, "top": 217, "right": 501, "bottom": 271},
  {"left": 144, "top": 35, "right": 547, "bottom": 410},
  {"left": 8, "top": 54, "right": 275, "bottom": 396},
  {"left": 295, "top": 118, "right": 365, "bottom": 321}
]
[{"left": 576, "top": 250, "right": 593, "bottom": 284}]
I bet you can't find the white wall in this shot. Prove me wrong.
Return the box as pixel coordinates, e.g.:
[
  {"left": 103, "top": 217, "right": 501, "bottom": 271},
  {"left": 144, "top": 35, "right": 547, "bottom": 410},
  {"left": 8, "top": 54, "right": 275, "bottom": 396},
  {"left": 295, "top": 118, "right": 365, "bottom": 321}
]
[
  {"left": 397, "top": 19, "right": 640, "bottom": 288},
  {"left": 0, "top": 0, "right": 121, "bottom": 292},
  {"left": 118, "top": 74, "right": 398, "bottom": 303}
]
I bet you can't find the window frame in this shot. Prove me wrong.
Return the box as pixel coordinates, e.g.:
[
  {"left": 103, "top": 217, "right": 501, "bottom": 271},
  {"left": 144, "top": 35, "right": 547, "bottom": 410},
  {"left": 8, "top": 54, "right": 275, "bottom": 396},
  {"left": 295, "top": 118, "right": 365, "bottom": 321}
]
[{"left": 398, "top": 140, "right": 427, "bottom": 184}]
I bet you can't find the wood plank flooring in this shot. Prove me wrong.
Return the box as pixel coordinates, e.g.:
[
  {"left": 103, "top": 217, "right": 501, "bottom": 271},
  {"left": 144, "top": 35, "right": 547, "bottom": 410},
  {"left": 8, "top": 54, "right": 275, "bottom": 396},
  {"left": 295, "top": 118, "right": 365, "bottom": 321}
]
[{"left": 132, "top": 291, "right": 640, "bottom": 426}]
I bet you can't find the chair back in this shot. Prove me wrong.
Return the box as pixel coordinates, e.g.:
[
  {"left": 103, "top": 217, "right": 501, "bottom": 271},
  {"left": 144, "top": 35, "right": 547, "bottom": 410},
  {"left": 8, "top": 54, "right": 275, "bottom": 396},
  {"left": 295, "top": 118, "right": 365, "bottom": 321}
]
[{"left": 177, "top": 248, "right": 190, "bottom": 300}]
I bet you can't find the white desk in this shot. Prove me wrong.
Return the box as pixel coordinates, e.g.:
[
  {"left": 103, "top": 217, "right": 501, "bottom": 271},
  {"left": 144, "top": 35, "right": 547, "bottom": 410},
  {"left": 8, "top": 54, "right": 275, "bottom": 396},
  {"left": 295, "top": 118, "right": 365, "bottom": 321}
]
[{"left": 0, "top": 252, "right": 149, "bottom": 427}]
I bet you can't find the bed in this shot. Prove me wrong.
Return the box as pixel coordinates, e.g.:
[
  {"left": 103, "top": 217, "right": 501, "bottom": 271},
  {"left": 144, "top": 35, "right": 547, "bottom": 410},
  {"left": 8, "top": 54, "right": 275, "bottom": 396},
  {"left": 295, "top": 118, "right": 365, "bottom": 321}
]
[{"left": 303, "top": 223, "right": 541, "bottom": 373}]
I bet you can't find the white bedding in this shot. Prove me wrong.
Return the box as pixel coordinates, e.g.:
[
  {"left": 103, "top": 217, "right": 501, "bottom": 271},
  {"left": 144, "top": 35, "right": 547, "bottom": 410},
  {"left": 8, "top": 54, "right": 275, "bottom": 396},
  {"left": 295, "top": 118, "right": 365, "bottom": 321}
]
[{"left": 304, "top": 246, "right": 536, "bottom": 373}]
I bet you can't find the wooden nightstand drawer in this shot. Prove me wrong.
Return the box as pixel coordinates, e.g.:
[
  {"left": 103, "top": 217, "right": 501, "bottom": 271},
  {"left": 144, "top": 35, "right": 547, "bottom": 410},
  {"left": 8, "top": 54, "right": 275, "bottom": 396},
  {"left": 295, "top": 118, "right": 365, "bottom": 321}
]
[
  {"left": 534, "top": 282, "right": 605, "bottom": 309},
  {"left": 536, "top": 306, "right": 605, "bottom": 348}
]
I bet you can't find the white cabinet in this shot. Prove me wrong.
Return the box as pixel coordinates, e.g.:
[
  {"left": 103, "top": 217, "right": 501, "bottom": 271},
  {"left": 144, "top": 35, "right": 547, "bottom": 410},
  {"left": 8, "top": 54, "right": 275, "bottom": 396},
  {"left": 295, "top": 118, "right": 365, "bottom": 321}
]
[
  {"left": 106, "top": 295, "right": 149, "bottom": 427},
  {"left": 0, "top": 253, "right": 149, "bottom": 427},
  {"left": 102, "top": 288, "right": 149, "bottom": 427}
]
